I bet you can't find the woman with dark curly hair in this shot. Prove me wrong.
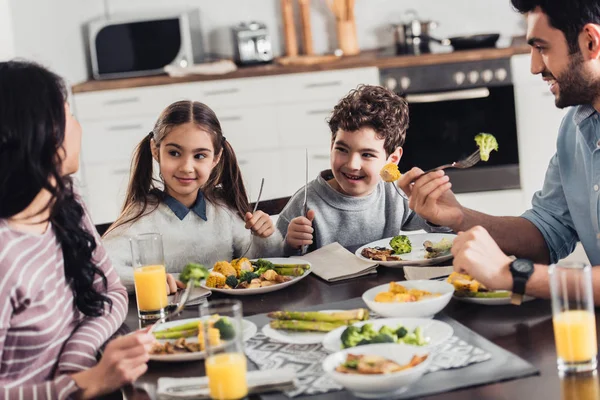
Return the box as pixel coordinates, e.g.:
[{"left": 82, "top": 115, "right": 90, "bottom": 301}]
[
  {"left": 0, "top": 61, "right": 153, "bottom": 398},
  {"left": 276, "top": 84, "right": 449, "bottom": 254}
]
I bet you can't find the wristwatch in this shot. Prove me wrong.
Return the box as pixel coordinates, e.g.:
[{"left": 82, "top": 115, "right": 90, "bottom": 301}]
[{"left": 509, "top": 258, "right": 535, "bottom": 305}]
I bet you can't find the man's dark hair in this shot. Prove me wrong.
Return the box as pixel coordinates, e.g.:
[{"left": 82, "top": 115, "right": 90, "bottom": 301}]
[
  {"left": 511, "top": 0, "right": 600, "bottom": 53},
  {"left": 328, "top": 84, "right": 409, "bottom": 155}
]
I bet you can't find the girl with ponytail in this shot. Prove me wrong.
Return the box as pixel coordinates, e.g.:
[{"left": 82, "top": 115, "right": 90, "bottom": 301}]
[{"left": 103, "top": 100, "right": 283, "bottom": 293}]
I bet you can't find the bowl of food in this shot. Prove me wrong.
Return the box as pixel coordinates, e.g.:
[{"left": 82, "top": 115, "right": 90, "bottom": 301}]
[
  {"left": 322, "top": 343, "right": 430, "bottom": 398},
  {"left": 362, "top": 280, "right": 454, "bottom": 318}
]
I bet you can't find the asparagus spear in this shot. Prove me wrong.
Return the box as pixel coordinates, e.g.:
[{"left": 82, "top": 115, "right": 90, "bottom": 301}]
[
  {"left": 273, "top": 267, "right": 307, "bottom": 276},
  {"left": 153, "top": 328, "right": 198, "bottom": 340},
  {"left": 267, "top": 308, "right": 369, "bottom": 322},
  {"left": 153, "top": 321, "right": 199, "bottom": 334},
  {"left": 269, "top": 319, "right": 354, "bottom": 332}
]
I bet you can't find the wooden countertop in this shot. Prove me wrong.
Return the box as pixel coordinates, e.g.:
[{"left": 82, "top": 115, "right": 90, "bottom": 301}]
[{"left": 72, "top": 45, "right": 530, "bottom": 94}]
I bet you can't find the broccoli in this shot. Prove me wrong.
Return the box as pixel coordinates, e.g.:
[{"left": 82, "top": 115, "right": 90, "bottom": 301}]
[
  {"left": 389, "top": 235, "right": 412, "bottom": 255},
  {"left": 359, "top": 323, "right": 377, "bottom": 340},
  {"left": 378, "top": 326, "right": 398, "bottom": 341},
  {"left": 395, "top": 326, "right": 408, "bottom": 339},
  {"left": 179, "top": 263, "right": 209, "bottom": 285},
  {"left": 213, "top": 317, "right": 236, "bottom": 340},
  {"left": 401, "top": 332, "right": 418, "bottom": 345},
  {"left": 341, "top": 326, "right": 363, "bottom": 349},
  {"left": 343, "top": 359, "right": 359, "bottom": 369},
  {"left": 474, "top": 133, "right": 498, "bottom": 162},
  {"left": 225, "top": 275, "right": 238, "bottom": 288},
  {"left": 239, "top": 270, "right": 259, "bottom": 284},
  {"left": 251, "top": 259, "right": 276, "bottom": 275},
  {"left": 370, "top": 333, "right": 396, "bottom": 344},
  {"left": 356, "top": 338, "right": 372, "bottom": 346},
  {"left": 414, "top": 326, "right": 428, "bottom": 346}
]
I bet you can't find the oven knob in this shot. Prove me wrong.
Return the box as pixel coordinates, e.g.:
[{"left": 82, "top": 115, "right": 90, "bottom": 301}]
[
  {"left": 495, "top": 68, "right": 508, "bottom": 81},
  {"left": 482, "top": 69, "right": 494, "bottom": 82},
  {"left": 454, "top": 71, "right": 466, "bottom": 85},
  {"left": 468, "top": 70, "right": 479, "bottom": 84},
  {"left": 400, "top": 76, "right": 411, "bottom": 90},
  {"left": 385, "top": 77, "right": 398, "bottom": 91}
]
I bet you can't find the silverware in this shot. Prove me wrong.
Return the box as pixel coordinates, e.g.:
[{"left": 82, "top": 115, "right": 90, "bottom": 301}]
[
  {"left": 149, "top": 281, "right": 194, "bottom": 333},
  {"left": 240, "top": 178, "right": 265, "bottom": 258},
  {"left": 301, "top": 149, "right": 309, "bottom": 255},
  {"left": 423, "top": 149, "right": 481, "bottom": 174},
  {"left": 164, "top": 381, "right": 296, "bottom": 396}
]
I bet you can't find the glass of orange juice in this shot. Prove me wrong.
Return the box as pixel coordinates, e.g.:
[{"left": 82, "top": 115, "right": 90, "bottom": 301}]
[
  {"left": 550, "top": 261, "right": 598, "bottom": 374},
  {"left": 130, "top": 233, "right": 168, "bottom": 320},
  {"left": 200, "top": 299, "right": 248, "bottom": 400}
]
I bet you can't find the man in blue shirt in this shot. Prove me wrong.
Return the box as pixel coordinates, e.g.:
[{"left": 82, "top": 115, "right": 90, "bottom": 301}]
[{"left": 398, "top": 0, "right": 600, "bottom": 304}]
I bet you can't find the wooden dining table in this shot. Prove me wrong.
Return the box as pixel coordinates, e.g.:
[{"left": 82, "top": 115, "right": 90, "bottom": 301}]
[{"left": 122, "top": 265, "right": 600, "bottom": 400}]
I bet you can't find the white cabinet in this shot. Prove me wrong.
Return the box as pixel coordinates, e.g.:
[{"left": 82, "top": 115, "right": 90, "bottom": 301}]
[
  {"left": 74, "top": 67, "right": 380, "bottom": 224},
  {"left": 511, "top": 54, "right": 568, "bottom": 208}
]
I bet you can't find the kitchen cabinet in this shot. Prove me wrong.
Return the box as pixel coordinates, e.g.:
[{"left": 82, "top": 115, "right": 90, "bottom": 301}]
[
  {"left": 73, "top": 67, "right": 379, "bottom": 224},
  {"left": 511, "top": 53, "right": 567, "bottom": 208}
]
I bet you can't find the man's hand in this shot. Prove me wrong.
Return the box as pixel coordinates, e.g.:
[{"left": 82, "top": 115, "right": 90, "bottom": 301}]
[
  {"left": 451, "top": 226, "right": 513, "bottom": 291},
  {"left": 286, "top": 210, "right": 316, "bottom": 249},
  {"left": 244, "top": 211, "right": 275, "bottom": 238},
  {"left": 398, "top": 168, "right": 464, "bottom": 229}
]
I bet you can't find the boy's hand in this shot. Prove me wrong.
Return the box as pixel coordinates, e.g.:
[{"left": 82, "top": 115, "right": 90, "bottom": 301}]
[
  {"left": 245, "top": 211, "right": 275, "bottom": 238},
  {"left": 451, "top": 226, "right": 513, "bottom": 291},
  {"left": 286, "top": 210, "right": 316, "bottom": 249},
  {"left": 398, "top": 168, "right": 464, "bottom": 229}
]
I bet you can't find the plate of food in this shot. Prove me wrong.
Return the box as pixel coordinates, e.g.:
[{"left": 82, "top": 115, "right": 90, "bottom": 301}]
[
  {"left": 200, "top": 257, "right": 311, "bottom": 295},
  {"left": 355, "top": 233, "right": 456, "bottom": 267},
  {"left": 149, "top": 316, "right": 257, "bottom": 362},
  {"left": 261, "top": 308, "right": 370, "bottom": 344},
  {"left": 321, "top": 317, "right": 453, "bottom": 353},
  {"left": 447, "top": 272, "right": 535, "bottom": 305}
]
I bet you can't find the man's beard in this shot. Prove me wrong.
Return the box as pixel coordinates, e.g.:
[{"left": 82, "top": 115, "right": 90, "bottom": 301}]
[{"left": 552, "top": 51, "right": 600, "bottom": 108}]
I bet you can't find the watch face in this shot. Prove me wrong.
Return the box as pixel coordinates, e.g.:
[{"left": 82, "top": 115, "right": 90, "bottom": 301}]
[{"left": 513, "top": 259, "right": 533, "bottom": 274}]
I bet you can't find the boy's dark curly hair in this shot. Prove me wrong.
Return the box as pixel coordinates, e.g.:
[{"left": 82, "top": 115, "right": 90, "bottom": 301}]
[{"left": 328, "top": 84, "right": 409, "bottom": 156}]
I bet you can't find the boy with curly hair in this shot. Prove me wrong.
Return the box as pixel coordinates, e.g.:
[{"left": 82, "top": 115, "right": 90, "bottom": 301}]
[{"left": 277, "top": 84, "right": 448, "bottom": 255}]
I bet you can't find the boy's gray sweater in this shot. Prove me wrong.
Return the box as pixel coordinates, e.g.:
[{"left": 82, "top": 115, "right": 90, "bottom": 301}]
[{"left": 276, "top": 170, "right": 449, "bottom": 255}]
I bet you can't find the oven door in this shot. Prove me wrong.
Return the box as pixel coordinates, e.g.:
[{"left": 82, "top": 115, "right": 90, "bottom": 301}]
[{"left": 399, "top": 85, "right": 519, "bottom": 193}]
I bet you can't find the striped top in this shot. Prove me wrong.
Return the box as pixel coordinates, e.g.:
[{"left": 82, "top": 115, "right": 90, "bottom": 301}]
[{"left": 0, "top": 206, "right": 128, "bottom": 399}]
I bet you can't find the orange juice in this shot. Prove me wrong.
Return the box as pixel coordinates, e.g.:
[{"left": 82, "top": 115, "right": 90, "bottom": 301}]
[
  {"left": 133, "top": 265, "right": 168, "bottom": 311},
  {"left": 205, "top": 353, "right": 248, "bottom": 400},
  {"left": 553, "top": 310, "right": 598, "bottom": 363}
]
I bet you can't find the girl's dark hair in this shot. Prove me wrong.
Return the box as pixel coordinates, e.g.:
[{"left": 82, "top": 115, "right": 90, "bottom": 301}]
[
  {"left": 0, "top": 60, "right": 111, "bottom": 317},
  {"left": 511, "top": 0, "right": 600, "bottom": 53},
  {"left": 106, "top": 100, "right": 249, "bottom": 233},
  {"left": 328, "top": 84, "right": 409, "bottom": 156}
]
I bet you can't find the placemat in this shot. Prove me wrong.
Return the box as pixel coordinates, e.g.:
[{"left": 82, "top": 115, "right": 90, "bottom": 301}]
[{"left": 245, "top": 297, "right": 539, "bottom": 400}]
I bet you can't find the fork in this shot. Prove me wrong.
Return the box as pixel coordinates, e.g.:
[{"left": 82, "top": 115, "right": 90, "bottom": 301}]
[
  {"left": 423, "top": 149, "right": 481, "bottom": 175},
  {"left": 240, "top": 178, "right": 265, "bottom": 258},
  {"left": 149, "top": 281, "right": 194, "bottom": 333}
]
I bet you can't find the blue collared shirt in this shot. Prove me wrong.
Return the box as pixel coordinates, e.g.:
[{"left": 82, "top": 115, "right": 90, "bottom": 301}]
[
  {"left": 160, "top": 189, "right": 207, "bottom": 221},
  {"left": 522, "top": 105, "right": 600, "bottom": 265}
]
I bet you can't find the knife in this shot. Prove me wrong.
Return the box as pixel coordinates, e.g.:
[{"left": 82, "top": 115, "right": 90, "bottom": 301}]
[{"left": 301, "top": 148, "right": 309, "bottom": 255}]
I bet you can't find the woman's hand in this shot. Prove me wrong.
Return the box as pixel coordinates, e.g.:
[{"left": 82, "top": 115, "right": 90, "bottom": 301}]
[
  {"left": 286, "top": 210, "right": 315, "bottom": 249},
  {"left": 244, "top": 211, "right": 275, "bottom": 238},
  {"left": 72, "top": 331, "right": 154, "bottom": 399}
]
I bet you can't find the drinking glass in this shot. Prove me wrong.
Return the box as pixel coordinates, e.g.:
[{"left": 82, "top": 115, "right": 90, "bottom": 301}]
[
  {"left": 549, "top": 261, "right": 598, "bottom": 374},
  {"left": 130, "top": 233, "right": 168, "bottom": 320},
  {"left": 200, "top": 299, "right": 248, "bottom": 400}
]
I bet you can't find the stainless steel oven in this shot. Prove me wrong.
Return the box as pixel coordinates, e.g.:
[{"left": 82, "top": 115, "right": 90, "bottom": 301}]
[{"left": 380, "top": 57, "right": 519, "bottom": 193}]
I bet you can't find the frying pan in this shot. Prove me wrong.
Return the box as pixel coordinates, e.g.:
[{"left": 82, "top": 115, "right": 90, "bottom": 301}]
[{"left": 433, "top": 33, "right": 501, "bottom": 50}]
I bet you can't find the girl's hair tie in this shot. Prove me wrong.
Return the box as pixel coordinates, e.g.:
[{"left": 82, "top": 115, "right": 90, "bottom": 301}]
[{"left": 222, "top": 136, "right": 227, "bottom": 143}]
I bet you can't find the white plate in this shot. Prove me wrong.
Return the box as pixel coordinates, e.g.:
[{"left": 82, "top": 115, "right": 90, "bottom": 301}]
[
  {"left": 168, "top": 274, "right": 211, "bottom": 307},
  {"left": 355, "top": 233, "right": 457, "bottom": 267},
  {"left": 261, "top": 310, "right": 349, "bottom": 344},
  {"left": 453, "top": 292, "right": 535, "bottom": 305},
  {"left": 150, "top": 317, "right": 257, "bottom": 362},
  {"left": 321, "top": 317, "right": 453, "bottom": 353},
  {"left": 199, "top": 258, "right": 311, "bottom": 296}
]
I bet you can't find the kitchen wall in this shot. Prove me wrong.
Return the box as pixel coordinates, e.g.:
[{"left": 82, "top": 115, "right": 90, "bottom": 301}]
[
  {"left": 0, "top": 0, "right": 15, "bottom": 60},
  {"left": 8, "top": 0, "right": 524, "bottom": 85}
]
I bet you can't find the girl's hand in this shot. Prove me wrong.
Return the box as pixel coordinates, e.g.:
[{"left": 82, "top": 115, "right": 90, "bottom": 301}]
[
  {"left": 166, "top": 273, "right": 180, "bottom": 295},
  {"left": 286, "top": 210, "right": 315, "bottom": 249},
  {"left": 72, "top": 331, "right": 154, "bottom": 399},
  {"left": 244, "top": 211, "right": 275, "bottom": 238}
]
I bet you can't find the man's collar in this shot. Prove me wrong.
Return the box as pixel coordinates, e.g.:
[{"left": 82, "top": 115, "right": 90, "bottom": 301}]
[
  {"left": 573, "top": 105, "right": 597, "bottom": 125},
  {"left": 158, "top": 189, "right": 207, "bottom": 221}
]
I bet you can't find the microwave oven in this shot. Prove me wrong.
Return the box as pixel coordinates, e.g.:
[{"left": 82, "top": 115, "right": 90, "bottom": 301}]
[{"left": 86, "top": 9, "right": 204, "bottom": 80}]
